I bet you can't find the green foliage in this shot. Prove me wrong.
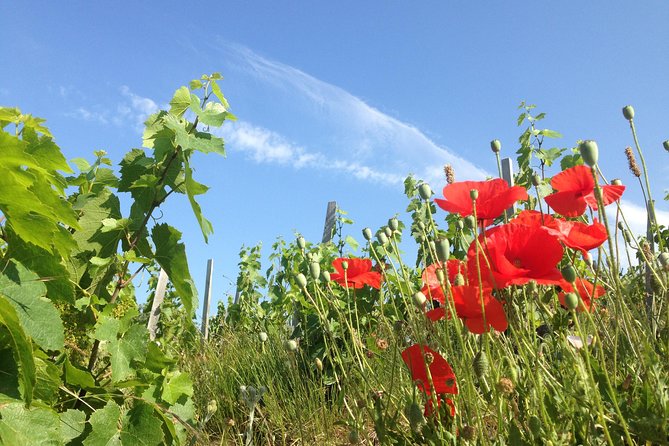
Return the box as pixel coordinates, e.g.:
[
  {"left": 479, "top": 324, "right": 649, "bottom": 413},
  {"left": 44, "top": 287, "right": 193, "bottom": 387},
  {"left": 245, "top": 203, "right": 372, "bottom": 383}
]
[{"left": 0, "top": 73, "right": 233, "bottom": 444}]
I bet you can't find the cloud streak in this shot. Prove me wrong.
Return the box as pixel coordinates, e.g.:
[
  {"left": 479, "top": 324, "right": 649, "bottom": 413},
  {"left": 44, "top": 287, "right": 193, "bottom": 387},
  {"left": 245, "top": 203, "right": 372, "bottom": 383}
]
[{"left": 214, "top": 42, "right": 489, "bottom": 187}]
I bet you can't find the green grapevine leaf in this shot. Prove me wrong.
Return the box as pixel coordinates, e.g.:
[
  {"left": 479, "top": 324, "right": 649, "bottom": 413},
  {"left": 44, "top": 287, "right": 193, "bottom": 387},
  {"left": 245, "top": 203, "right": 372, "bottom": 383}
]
[
  {"left": 0, "top": 297, "right": 34, "bottom": 406},
  {"left": 161, "top": 371, "right": 193, "bottom": 405},
  {"left": 168, "top": 86, "right": 193, "bottom": 118},
  {"left": 0, "top": 403, "right": 62, "bottom": 445},
  {"left": 83, "top": 400, "right": 123, "bottom": 446},
  {"left": 152, "top": 223, "right": 197, "bottom": 315},
  {"left": 0, "top": 260, "right": 64, "bottom": 351}
]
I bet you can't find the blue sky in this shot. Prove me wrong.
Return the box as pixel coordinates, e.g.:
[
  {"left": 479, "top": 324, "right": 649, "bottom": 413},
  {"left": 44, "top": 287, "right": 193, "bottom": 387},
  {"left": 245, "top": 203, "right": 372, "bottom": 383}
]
[{"left": 2, "top": 2, "right": 668, "bottom": 314}]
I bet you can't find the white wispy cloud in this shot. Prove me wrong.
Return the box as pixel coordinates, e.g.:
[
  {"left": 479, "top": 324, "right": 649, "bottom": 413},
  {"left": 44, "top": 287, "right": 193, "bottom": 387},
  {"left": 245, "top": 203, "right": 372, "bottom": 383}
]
[
  {"left": 220, "top": 120, "right": 405, "bottom": 184},
  {"left": 214, "top": 41, "right": 489, "bottom": 187},
  {"left": 66, "top": 86, "right": 159, "bottom": 132}
]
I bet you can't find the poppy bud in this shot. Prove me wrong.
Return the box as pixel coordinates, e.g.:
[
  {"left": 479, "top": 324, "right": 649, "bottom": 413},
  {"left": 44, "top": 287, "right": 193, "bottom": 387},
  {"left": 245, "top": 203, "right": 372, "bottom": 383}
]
[
  {"left": 532, "top": 173, "right": 541, "bottom": 187},
  {"left": 659, "top": 252, "right": 669, "bottom": 271},
  {"left": 435, "top": 268, "right": 445, "bottom": 284},
  {"left": 436, "top": 239, "right": 450, "bottom": 262},
  {"left": 297, "top": 236, "right": 306, "bottom": 249},
  {"left": 418, "top": 183, "right": 432, "bottom": 200},
  {"left": 579, "top": 140, "right": 599, "bottom": 167},
  {"left": 388, "top": 217, "right": 399, "bottom": 231},
  {"left": 315, "top": 358, "right": 323, "bottom": 372},
  {"left": 362, "top": 227, "right": 373, "bottom": 241},
  {"left": 663, "top": 140, "right": 669, "bottom": 152},
  {"left": 623, "top": 230, "right": 632, "bottom": 244},
  {"left": 617, "top": 221, "right": 625, "bottom": 231},
  {"left": 456, "top": 219, "right": 464, "bottom": 230},
  {"left": 341, "top": 261, "right": 349, "bottom": 271},
  {"left": 295, "top": 273, "right": 308, "bottom": 289},
  {"left": 284, "top": 339, "right": 298, "bottom": 352},
  {"left": 464, "top": 215, "right": 476, "bottom": 230},
  {"left": 383, "top": 226, "right": 393, "bottom": 238},
  {"left": 470, "top": 189, "right": 479, "bottom": 201},
  {"left": 490, "top": 139, "right": 502, "bottom": 153},
  {"left": 453, "top": 273, "right": 465, "bottom": 286},
  {"left": 612, "top": 178, "right": 623, "bottom": 186},
  {"left": 412, "top": 291, "right": 427, "bottom": 308},
  {"left": 377, "top": 232, "right": 388, "bottom": 245},
  {"left": 259, "top": 332, "right": 268, "bottom": 342},
  {"left": 309, "top": 262, "right": 321, "bottom": 280},
  {"left": 564, "top": 292, "right": 579, "bottom": 311},
  {"left": 622, "top": 105, "right": 635, "bottom": 121},
  {"left": 561, "top": 265, "right": 577, "bottom": 283},
  {"left": 473, "top": 350, "right": 489, "bottom": 378},
  {"left": 207, "top": 400, "right": 218, "bottom": 415},
  {"left": 417, "top": 221, "right": 426, "bottom": 231},
  {"left": 321, "top": 270, "right": 331, "bottom": 282}
]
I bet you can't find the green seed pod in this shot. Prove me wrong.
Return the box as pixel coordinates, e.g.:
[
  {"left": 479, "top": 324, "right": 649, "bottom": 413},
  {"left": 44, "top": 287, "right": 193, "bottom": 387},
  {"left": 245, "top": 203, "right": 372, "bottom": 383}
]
[
  {"left": 418, "top": 183, "right": 432, "bottom": 200},
  {"left": 579, "top": 140, "right": 599, "bottom": 167},
  {"left": 295, "top": 273, "right": 308, "bottom": 289},
  {"left": 362, "top": 227, "right": 373, "bottom": 241},
  {"left": 464, "top": 215, "right": 476, "bottom": 230},
  {"left": 456, "top": 219, "right": 464, "bottom": 230},
  {"left": 315, "top": 358, "right": 323, "bottom": 372},
  {"left": 341, "top": 261, "right": 349, "bottom": 270},
  {"left": 490, "top": 139, "right": 502, "bottom": 153},
  {"left": 405, "top": 401, "right": 425, "bottom": 431},
  {"left": 436, "top": 268, "right": 446, "bottom": 284},
  {"left": 207, "top": 399, "right": 218, "bottom": 415},
  {"left": 388, "top": 217, "right": 399, "bottom": 231},
  {"left": 321, "top": 270, "right": 331, "bottom": 282},
  {"left": 297, "top": 236, "right": 306, "bottom": 249},
  {"left": 473, "top": 350, "right": 489, "bottom": 379},
  {"left": 384, "top": 226, "right": 393, "bottom": 238},
  {"left": 259, "top": 332, "right": 268, "bottom": 342},
  {"left": 284, "top": 339, "right": 298, "bottom": 352},
  {"left": 663, "top": 140, "right": 669, "bottom": 152},
  {"left": 564, "top": 292, "right": 579, "bottom": 311},
  {"left": 622, "top": 105, "right": 635, "bottom": 121},
  {"left": 532, "top": 173, "right": 541, "bottom": 187},
  {"left": 412, "top": 291, "right": 427, "bottom": 308},
  {"left": 612, "top": 178, "right": 623, "bottom": 186},
  {"left": 453, "top": 273, "right": 465, "bottom": 286},
  {"left": 561, "top": 265, "right": 577, "bottom": 283},
  {"left": 470, "top": 189, "right": 479, "bottom": 201},
  {"left": 377, "top": 232, "right": 388, "bottom": 245},
  {"left": 617, "top": 221, "right": 625, "bottom": 231},
  {"left": 417, "top": 221, "right": 426, "bottom": 231},
  {"left": 436, "top": 238, "right": 450, "bottom": 262},
  {"left": 309, "top": 262, "right": 321, "bottom": 280}
]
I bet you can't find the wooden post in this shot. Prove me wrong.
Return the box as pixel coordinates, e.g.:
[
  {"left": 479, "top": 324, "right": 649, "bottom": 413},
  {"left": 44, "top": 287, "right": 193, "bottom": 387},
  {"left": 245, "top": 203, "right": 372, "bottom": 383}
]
[
  {"left": 201, "top": 259, "right": 214, "bottom": 340},
  {"left": 147, "top": 268, "right": 169, "bottom": 341},
  {"left": 501, "top": 158, "right": 515, "bottom": 219},
  {"left": 322, "top": 201, "right": 337, "bottom": 243}
]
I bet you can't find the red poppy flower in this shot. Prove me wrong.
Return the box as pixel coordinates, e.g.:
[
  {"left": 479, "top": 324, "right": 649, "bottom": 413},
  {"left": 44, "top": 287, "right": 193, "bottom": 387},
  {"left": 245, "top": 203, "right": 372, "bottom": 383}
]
[
  {"left": 544, "top": 165, "right": 625, "bottom": 217},
  {"left": 510, "top": 210, "right": 608, "bottom": 256},
  {"left": 401, "top": 344, "right": 458, "bottom": 395},
  {"left": 421, "top": 260, "right": 467, "bottom": 303},
  {"left": 435, "top": 179, "right": 528, "bottom": 226},
  {"left": 468, "top": 223, "right": 563, "bottom": 289},
  {"left": 558, "top": 277, "right": 605, "bottom": 312},
  {"left": 330, "top": 258, "right": 382, "bottom": 289},
  {"left": 426, "top": 285, "right": 508, "bottom": 333}
]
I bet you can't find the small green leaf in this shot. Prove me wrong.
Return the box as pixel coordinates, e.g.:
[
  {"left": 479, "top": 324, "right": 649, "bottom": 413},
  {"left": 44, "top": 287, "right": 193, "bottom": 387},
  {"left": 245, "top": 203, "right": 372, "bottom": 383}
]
[
  {"left": 161, "top": 371, "right": 194, "bottom": 405},
  {"left": 168, "top": 86, "right": 192, "bottom": 117},
  {"left": 83, "top": 400, "right": 123, "bottom": 446}
]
